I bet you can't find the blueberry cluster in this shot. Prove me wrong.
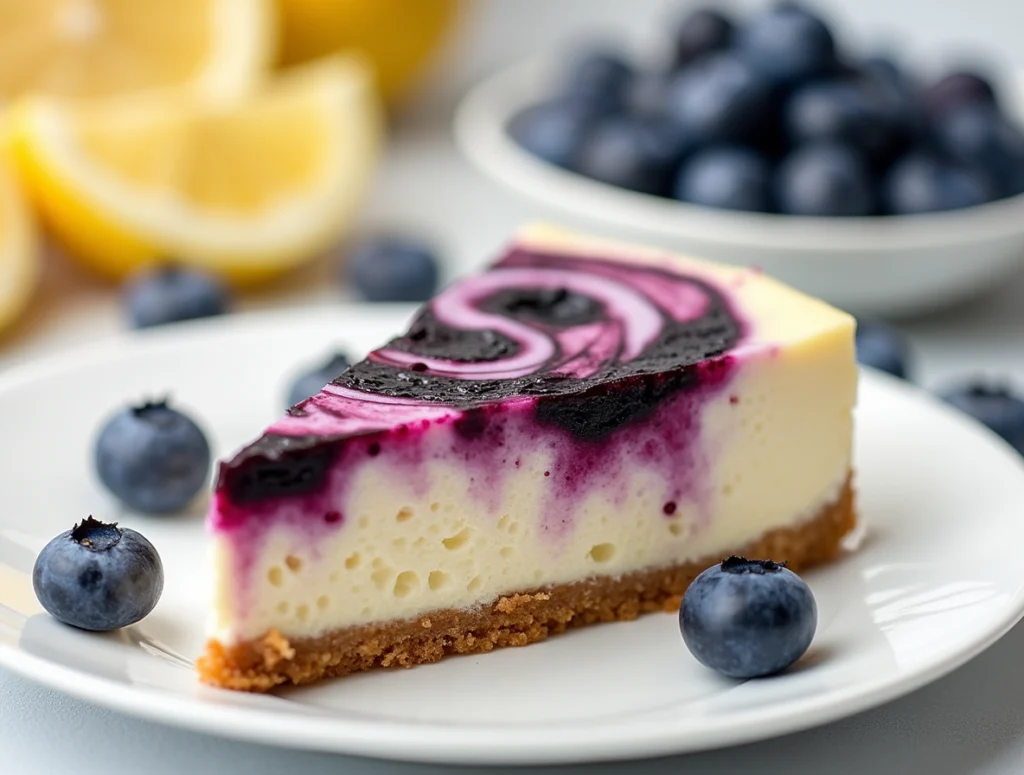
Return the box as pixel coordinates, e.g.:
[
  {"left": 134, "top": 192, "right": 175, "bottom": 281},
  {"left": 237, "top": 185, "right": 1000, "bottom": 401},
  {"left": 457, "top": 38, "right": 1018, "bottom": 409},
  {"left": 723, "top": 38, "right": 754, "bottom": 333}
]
[{"left": 510, "top": 3, "right": 1024, "bottom": 216}]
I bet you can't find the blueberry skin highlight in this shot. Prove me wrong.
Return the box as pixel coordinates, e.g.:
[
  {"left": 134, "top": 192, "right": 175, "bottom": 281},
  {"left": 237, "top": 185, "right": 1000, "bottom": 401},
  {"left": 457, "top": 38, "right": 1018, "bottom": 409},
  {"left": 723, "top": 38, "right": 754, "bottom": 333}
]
[
  {"left": 680, "top": 557, "right": 817, "bottom": 679},
  {"left": 94, "top": 400, "right": 211, "bottom": 514},
  {"left": 33, "top": 517, "right": 164, "bottom": 632}
]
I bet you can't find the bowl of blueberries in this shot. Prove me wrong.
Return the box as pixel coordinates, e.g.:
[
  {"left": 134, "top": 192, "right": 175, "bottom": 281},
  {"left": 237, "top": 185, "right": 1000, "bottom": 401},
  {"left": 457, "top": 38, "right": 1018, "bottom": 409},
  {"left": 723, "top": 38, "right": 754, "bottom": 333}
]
[{"left": 454, "top": 2, "right": 1024, "bottom": 318}]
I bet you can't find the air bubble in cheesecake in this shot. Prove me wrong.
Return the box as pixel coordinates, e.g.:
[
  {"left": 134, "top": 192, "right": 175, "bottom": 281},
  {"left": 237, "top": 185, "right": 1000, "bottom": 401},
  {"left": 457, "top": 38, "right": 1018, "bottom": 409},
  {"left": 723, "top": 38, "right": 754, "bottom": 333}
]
[
  {"left": 428, "top": 571, "right": 450, "bottom": 590},
  {"left": 442, "top": 526, "right": 473, "bottom": 550},
  {"left": 589, "top": 543, "right": 616, "bottom": 562},
  {"left": 393, "top": 571, "right": 419, "bottom": 598}
]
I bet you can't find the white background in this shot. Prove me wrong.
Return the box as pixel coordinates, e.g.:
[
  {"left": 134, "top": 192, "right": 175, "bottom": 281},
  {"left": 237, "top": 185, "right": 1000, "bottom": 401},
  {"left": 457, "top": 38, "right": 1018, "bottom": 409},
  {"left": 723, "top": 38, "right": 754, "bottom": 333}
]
[{"left": 4, "top": 1, "right": 1024, "bottom": 772}]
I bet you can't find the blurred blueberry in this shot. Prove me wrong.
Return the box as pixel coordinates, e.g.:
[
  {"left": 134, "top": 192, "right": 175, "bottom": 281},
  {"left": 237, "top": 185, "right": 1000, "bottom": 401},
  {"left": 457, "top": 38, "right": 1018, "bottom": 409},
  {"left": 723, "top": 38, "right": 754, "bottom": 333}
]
[
  {"left": 33, "top": 517, "right": 163, "bottom": 632},
  {"left": 882, "top": 152, "right": 997, "bottom": 214},
  {"left": 508, "top": 99, "right": 595, "bottom": 168},
  {"left": 859, "top": 54, "right": 908, "bottom": 88},
  {"left": 287, "top": 351, "right": 351, "bottom": 409},
  {"left": 775, "top": 142, "right": 874, "bottom": 216},
  {"left": 575, "top": 116, "right": 693, "bottom": 195},
  {"left": 123, "top": 265, "right": 229, "bottom": 329},
  {"left": 560, "top": 47, "right": 633, "bottom": 114},
  {"left": 680, "top": 556, "right": 817, "bottom": 679},
  {"left": 674, "top": 146, "right": 773, "bottom": 212},
  {"left": 95, "top": 400, "right": 211, "bottom": 514},
  {"left": 349, "top": 238, "right": 440, "bottom": 303},
  {"left": 934, "top": 105, "right": 1024, "bottom": 196},
  {"left": 671, "top": 7, "right": 734, "bottom": 69},
  {"left": 855, "top": 320, "right": 911, "bottom": 379},
  {"left": 939, "top": 382, "right": 1024, "bottom": 455},
  {"left": 666, "top": 53, "right": 773, "bottom": 145},
  {"left": 623, "top": 70, "right": 672, "bottom": 118},
  {"left": 736, "top": 4, "right": 837, "bottom": 85},
  {"left": 922, "top": 71, "right": 997, "bottom": 117}
]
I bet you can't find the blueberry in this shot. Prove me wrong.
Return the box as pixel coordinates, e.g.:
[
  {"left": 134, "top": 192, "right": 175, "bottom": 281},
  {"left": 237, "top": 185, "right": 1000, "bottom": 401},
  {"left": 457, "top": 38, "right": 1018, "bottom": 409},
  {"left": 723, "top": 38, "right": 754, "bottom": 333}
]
[
  {"left": 287, "top": 351, "right": 351, "bottom": 408},
  {"left": 508, "top": 99, "right": 596, "bottom": 168},
  {"left": 680, "top": 556, "right": 817, "bottom": 679},
  {"left": 666, "top": 53, "right": 773, "bottom": 145},
  {"left": 623, "top": 70, "right": 672, "bottom": 118},
  {"left": 775, "top": 142, "right": 874, "bottom": 216},
  {"left": 736, "top": 4, "right": 837, "bottom": 85},
  {"left": 882, "top": 152, "right": 997, "bottom": 214},
  {"left": 123, "top": 265, "right": 229, "bottom": 329},
  {"left": 349, "top": 238, "right": 440, "bottom": 303},
  {"left": 575, "top": 116, "right": 692, "bottom": 195},
  {"left": 671, "top": 7, "right": 734, "bottom": 69},
  {"left": 784, "top": 80, "right": 906, "bottom": 165},
  {"left": 934, "top": 106, "right": 1024, "bottom": 197},
  {"left": 674, "top": 146, "right": 773, "bottom": 212},
  {"left": 94, "top": 400, "right": 211, "bottom": 514},
  {"left": 939, "top": 382, "right": 1024, "bottom": 455},
  {"left": 33, "top": 517, "right": 164, "bottom": 632},
  {"left": 855, "top": 319, "right": 911, "bottom": 379},
  {"left": 560, "top": 48, "right": 633, "bottom": 114},
  {"left": 922, "top": 71, "right": 997, "bottom": 118},
  {"left": 859, "top": 54, "right": 906, "bottom": 87}
]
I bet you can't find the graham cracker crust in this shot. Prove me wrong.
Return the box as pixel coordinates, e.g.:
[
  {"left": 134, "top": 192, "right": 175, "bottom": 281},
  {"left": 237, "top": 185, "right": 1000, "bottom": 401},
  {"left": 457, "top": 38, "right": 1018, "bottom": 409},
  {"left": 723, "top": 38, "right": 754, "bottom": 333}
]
[{"left": 198, "top": 476, "right": 856, "bottom": 692}]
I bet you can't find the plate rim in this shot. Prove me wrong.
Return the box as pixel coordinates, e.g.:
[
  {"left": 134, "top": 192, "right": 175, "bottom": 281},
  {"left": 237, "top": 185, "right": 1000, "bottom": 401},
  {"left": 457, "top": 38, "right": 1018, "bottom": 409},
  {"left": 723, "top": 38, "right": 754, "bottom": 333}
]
[{"left": 2, "top": 308, "right": 1024, "bottom": 765}]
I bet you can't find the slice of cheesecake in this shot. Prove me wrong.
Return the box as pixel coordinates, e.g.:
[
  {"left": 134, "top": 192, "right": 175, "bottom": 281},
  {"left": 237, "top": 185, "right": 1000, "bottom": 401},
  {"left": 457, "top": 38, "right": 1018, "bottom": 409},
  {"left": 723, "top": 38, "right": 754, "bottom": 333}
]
[{"left": 198, "top": 224, "right": 857, "bottom": 692}]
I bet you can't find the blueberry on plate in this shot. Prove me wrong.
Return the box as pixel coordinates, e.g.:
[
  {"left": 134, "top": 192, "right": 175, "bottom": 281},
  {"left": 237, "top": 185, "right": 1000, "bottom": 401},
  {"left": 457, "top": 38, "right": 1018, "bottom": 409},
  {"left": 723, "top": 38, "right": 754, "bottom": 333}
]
[
  {"left": 94, "top": 400, "right": 211, "bottom": 514},
  {"left": 559, "top": 47, "right": 633, "bottom": 114},
  {"left": 123, "top": 265, "right": 229, "bottom": 329},
  {"left": 855, "top": 319, "right": 912, "bottom": 379},
  {"left": 349, "top": 237, "right": 440, "bottom": 303},
  {"left": 934, "top": 105, "right": 1024, "bottom": 197},
  {"left": 674, "top": 146, "right": 773, "bottom": 212},
  {"left": 508, "top": 99, "right": 596, "bottom": 168},
  {"left": 922, "top": 71, "right": 997, "bottom": 118},
  {"left": 680, "top": 556, "right": 817, "bottom": 679},
  {"left": 33, "top": 516, "right": 164, "bottom": 632},
  {"left": 882, "top": 152, "right": 997, "bottom": 215},
  {"left": 666, "top": 52, "right": 773, "bottom": 145},
  {"left": 938, "top": 382, "right": 1024, "bottom": 455},
  {"left": 735, "top": 3, "right": 837, "bottom": 85},
  {"left": 775, "top": 142, "right": 875, "bottom": 216},
  {"left": 287, "top": 351, "right": 351, "bottom": 408},
  {"left": 575, "top": 116, "right": 693, "bottom": 196},
  {"left": 671, "top": 7, "right": 734, "bottom": 69}
]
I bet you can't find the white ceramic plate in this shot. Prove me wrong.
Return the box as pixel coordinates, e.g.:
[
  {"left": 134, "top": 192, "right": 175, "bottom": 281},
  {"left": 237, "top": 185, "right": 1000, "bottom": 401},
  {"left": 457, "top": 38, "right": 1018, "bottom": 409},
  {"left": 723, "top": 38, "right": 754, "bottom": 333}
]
[
  {"left": 453, "top": 56, "right": 1024, "bottom": 318},
  {"left": 2, "top": 306, "right": 1024, "bottom": 766}
]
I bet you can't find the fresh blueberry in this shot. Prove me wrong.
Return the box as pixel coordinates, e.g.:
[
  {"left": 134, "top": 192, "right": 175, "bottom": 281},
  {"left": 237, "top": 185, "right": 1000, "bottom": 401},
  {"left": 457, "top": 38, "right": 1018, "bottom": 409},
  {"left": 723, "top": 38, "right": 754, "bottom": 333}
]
[
  {"left": 508, "top": 99, "right": 596, "bottom": 168},
  {"left": 859, "top": 54, "right": 906, "bottom": 87},
  {"left": 934, "top": 105, "right": 1024, "bottom": 197},
  {"left": 674, "top": 146, "right": 773, "bottom": 212},
  {"left": 784, "top": 80, "right": 906, "bottom": 165},
  {"left": 623, "top": 70, "right": 672, "bottom": 118},
  {"left": 882, "top": 152, "right": 997, "bottom": 214},
  {"left": 855, "top": 319, "right": 911, "bottom": 379},
  {"left": 349, "top": 238, "right": 440, "bottom": 303},
  {"left": 560, "top": 48, "right": 633, "bottom": 114},
  {"left": 775, "top": 142, "right": 874, "bottom": 216},
  {"left": 94, "top": 400, "right": 211, "bottom": 514},
  {"left": 575, "top": 116, "right": 693, "bottom": 195},
  {"left": 666, "top": 53, "right": 773, "bottom": 145},
  {"left": 922, "top": 71, "right": 997, "bottom": 118},
  {"left": 123, "top": 265, "right": 229, "bottom": 329},
  {"left": 671, "top": 7, "right": 734, "bottom": 69},
  {"left": 735, "top": 4, "right": 837, "bottom": 85},
  {"left": 680, "top": 556, "right": 817, "bottom": 679},
  {"left": 287, "top": 351, "right": 351, "bottom": 408},
  {"left": 939, "top": 382, "right": 1024, "bottom": 455},
  {"left": 33, "top": 516, "right": 164, "bottom": 632}
]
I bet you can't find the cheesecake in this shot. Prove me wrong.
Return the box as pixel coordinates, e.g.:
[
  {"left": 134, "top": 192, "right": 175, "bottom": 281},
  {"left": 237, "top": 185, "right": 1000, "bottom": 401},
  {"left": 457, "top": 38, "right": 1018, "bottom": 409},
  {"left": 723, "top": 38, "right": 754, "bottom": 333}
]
[{"left": 197, "top": 224, "right": 857, "bottom": 692}]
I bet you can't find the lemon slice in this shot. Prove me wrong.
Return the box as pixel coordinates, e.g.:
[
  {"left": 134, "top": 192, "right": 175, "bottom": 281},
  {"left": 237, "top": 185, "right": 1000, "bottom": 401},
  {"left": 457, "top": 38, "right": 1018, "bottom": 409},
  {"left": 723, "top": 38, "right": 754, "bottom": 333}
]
[
  {"left": 0, "top": 160, "right": 39, "bottom": 334},
  {"left": 9, "top": 56, "right": 382, "bottom": 285},
  {"left": 0, "top": 0, "right": 273, "bottom": 102}
]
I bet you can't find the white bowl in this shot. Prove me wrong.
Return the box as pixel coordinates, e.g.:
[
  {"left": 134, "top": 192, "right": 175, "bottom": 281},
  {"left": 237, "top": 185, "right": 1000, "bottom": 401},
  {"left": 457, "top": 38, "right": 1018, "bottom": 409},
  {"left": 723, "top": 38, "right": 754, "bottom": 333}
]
[{"left": 453, "top": 56, "right": 1024, "bottom": 319}]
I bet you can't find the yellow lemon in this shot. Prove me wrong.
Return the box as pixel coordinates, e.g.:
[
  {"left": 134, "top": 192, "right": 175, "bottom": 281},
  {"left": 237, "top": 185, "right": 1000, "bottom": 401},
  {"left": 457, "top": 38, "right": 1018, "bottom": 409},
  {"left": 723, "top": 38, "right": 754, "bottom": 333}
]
[
  {"left": 0, "top": 0, "right": 274, "bottom": 102},
  {"left": 8, "top": 56, "right": 383, "bottom": 286},
  {"left": 275, "top": 0, "right": 461, "bottom": 105},
  {"left": 0, "top": 160, "right": 39, "bottom": 335}
]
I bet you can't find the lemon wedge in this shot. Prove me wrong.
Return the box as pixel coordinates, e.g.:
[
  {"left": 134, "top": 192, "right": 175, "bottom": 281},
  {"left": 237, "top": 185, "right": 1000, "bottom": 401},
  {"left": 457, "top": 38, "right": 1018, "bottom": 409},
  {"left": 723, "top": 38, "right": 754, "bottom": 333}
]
[
  {"left": 0, "top": 160, "right": 39, "bottom": 335},
  {"left": 8, "top": 56, "right": 383, "bottom": 285},
  {"left": 0, "top": 0, "right": 273, "bottom": 102}
]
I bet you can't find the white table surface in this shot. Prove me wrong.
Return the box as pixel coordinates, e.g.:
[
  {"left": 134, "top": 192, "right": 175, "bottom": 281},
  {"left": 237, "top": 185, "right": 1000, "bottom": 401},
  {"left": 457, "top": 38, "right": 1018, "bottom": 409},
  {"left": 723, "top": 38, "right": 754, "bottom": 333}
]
[{"left": 5, "top": 1, "right": 1024, "bottom": 772}]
